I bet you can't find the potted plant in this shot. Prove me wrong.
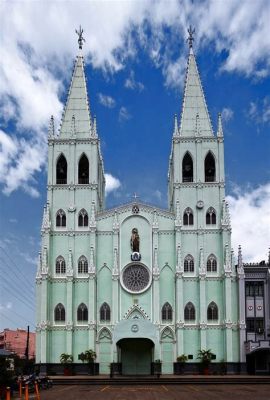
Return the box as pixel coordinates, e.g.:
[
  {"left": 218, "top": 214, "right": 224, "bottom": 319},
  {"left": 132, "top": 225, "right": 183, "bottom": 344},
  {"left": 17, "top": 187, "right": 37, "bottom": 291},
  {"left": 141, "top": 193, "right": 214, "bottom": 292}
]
[
  {"left": 197, "top": 349, "right": 215, "bottom": 375},
  {"left": 60, "top": 353, "right": 73, "bottom": 375},
  {"left": 79, "top": 349, "right": 97, "bottom": 375},
  {"left": 174, "top": 354, "right": 188, "bottom": 374}
]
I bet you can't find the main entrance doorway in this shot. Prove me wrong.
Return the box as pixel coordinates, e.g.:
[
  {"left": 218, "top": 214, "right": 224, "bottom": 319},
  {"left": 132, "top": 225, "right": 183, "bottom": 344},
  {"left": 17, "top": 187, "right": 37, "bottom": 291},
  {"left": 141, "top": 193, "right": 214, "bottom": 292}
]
[{"left": 117, "top": 338, "right": 154, "bottom": 375}]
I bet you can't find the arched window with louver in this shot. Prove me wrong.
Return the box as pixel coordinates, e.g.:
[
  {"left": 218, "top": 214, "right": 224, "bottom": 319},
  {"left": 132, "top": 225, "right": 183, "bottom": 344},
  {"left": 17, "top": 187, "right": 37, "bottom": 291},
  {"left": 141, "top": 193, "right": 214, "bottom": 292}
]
[
  {"left": 184, "top": 302, "right": 196, "bottom": 321},
  {"left": 77, "top": 303, "right": 88, "bottom": 322},
  {"left": 56, "top": 154, "right": 67, "bottom": 184},
  {"left": 100, "top": 303, "right": 110, "bottom": 322},
  {"left": 162, "top": 302, "right": 173, "bottom": 322},
  {"left": 182, "top": 152, "right": 193, "bottom": 182},
  {"left": 204, "top": 152, "right": 216, "bottom": 182},
  {"left": 207, "top": 302, "right": 218, "bottom": 321},
  {"left": 54, "top": 303, "right": 65, "bottom": 322},
  {"left": 78, "top": 154, "right": 89, "bottom": 184}
]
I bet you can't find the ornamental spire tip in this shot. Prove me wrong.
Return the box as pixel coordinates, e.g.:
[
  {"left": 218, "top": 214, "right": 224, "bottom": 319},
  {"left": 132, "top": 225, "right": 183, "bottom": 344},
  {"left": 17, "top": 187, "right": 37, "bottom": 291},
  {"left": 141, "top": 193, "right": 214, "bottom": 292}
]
[
  {"left": 187, "top": 25, "right": 195, "bottom": 49},
  {"left": 75, "top": 25, "right": 85, "bottom": 50}
]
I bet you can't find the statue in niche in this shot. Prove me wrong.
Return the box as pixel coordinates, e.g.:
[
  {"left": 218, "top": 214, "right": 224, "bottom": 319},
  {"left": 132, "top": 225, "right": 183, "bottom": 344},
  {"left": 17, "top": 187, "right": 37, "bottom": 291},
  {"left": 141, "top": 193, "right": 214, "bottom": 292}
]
[{"left": 130, "top": 228, "right": 140, "bottom": 253}]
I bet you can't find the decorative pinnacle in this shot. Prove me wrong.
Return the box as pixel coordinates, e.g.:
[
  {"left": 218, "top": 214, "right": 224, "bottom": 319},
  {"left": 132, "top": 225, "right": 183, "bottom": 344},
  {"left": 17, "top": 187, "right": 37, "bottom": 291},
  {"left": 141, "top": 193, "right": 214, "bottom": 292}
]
[
  {"left": 187, "top": 26, "right": 195, "bottom": 49},
  {"left": 75, "top": 25, "right": 85, "bottom": 50}
]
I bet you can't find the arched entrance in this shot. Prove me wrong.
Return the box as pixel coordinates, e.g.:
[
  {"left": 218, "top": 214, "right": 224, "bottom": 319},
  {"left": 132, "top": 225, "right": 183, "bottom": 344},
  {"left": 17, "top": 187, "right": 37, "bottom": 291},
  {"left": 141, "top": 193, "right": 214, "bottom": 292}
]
[{"left": 117, "top": 338, "right": 154, "bottom": 375}]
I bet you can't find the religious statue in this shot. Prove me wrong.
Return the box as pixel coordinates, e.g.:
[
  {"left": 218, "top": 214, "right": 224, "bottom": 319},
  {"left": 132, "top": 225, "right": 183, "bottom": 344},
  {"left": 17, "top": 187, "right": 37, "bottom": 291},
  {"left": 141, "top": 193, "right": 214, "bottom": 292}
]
[{"left": 130, "top": 228, "right": 140, "bottom": 253}]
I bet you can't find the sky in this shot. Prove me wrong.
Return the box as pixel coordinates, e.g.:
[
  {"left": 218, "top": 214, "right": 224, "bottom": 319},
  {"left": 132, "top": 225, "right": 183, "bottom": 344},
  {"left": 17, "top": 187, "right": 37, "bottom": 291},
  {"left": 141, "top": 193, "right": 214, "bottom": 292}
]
[{"left": 0, "top": 0, "right": 270, "bottom": 332}]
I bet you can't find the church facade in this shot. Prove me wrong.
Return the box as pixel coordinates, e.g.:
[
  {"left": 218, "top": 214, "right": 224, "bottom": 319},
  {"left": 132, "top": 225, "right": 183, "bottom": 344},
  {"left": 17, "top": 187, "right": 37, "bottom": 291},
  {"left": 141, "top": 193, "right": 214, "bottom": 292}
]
[{"left": 36, "top": 37, "right": 242, "bottom": 374}]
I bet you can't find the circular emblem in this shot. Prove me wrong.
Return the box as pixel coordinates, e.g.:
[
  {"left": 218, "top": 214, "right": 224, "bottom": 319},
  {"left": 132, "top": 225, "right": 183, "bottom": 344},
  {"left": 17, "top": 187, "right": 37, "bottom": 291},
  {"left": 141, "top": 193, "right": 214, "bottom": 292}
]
[
  {"left": 257, "top": 305, "right": 262, "bottom": 311},
  {"left": 131, "top": 324, "right": 139, "bottom": 333},
  {"left": 132, "top": 205, "right": 140, "bottom": 214},
  {"left": 121, "top": 263, "right": 151, "bottom": 294},
  {"left": 196, "top": 200, "right": 204, "bottom": 209},
  {"left": 248, "top": 306, "right": 253, "bottom": 311}
]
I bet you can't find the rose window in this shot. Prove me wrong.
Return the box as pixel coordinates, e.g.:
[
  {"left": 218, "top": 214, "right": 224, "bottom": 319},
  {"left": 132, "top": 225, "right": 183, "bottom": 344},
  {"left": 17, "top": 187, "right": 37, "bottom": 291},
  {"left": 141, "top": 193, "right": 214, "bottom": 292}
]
[{"left": 122, "top": 264, "right": 150, "bottom": 293}]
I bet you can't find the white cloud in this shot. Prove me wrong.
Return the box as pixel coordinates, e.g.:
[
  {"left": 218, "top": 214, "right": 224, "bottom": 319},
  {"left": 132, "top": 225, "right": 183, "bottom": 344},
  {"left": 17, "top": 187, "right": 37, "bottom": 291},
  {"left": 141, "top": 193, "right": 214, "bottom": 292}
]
[
  {"left": 0, "top": 302, "right": 12, "bottom": 311},
  {"left": 9, "top": 218, "right": 18, "bottom": 223},
  {"left": 98, "top": 93, "right": 116, "bottom": 108},
  {"left": 221, "top": 107, "right": 234, "bottom": 122},
  {"left": 125, "top": 71, "right": 144, "bottom": 91},
  {"left": 227, "top": 183, "right": 270, "bottom": 263},
  {"left": 0, "top": 0, "right": 270, "bottom": 195},
  {"left": 119, "top": 106, "right": 132, "bottom": 122},
  {"left": 105, "top": 173, "right": 121, "bottom": 194},
  {"left": 248, "top": 97, "right": 270, "bottom": 124}
]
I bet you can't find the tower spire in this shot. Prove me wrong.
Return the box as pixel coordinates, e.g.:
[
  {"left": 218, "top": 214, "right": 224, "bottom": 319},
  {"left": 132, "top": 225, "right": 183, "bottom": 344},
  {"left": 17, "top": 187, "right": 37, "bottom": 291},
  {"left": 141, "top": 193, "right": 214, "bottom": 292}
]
[
  {"left": 59, "top": 29, "right": 92, "bottom": 139},
  {"left": 179, "top": 26, "right": 213, "bottom": 137}
]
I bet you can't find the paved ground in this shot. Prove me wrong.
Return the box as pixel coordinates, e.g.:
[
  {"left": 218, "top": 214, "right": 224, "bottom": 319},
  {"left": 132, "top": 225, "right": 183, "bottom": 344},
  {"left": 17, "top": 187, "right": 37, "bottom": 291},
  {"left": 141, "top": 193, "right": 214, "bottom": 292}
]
[{"left": 16, "top": 384, "right": 270, "bottom": 400}]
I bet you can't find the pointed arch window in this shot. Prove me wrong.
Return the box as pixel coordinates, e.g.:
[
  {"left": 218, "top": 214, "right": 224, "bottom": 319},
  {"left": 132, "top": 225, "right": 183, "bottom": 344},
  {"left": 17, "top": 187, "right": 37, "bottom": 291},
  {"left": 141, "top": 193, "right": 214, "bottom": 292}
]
[
  {"left": 207, "top": 302, "right": 218, "bottom": 321},
  {"left": 206, "top": 207, "right": 216, "bottom": 225},
  {"left": 78, "top": 256, "right": 88, "bottom": 274},
  {"left": 56, "top": 154, "right": 67, "bottom": 184},
  {"left": 182, "top": 152, "right": 193, "bottom": 182},
  {"left": 184, "top": 255, "right": 194, "bottom": 272},
  {"left": 162, "top": 302, "right": 173, "bottom": 322},
  {"left": 184, "top": 302, "right": 196, "bottom": 321},
  {"left": 78, "top": 154, "right": 89, "bottom": 184},
  {"left": 56, "top": 209, "right": 66, "bottom": 227},
  {"left": 183, "top": 207, "right": 194, "bottom": 225},
  {"left": 78, "top": 209, "right": 88, "bottom": 227},
  {"left": 100, "top": 303, "right": 110, "bottom": 322},
  {"left": 54, "top": 303, "right": 65, "bottom": 322},
  {"left": 207, "top": 254, "right": 217, "bottom": 272},
  {"left": 205, "top": 152, "right": 216, "bottom": 182},
  {"left": 55, "top": 256, "right": 66, "bottom": 274},
  {"left": 77, "top": 303, "right": 88, "bottom": 322}
]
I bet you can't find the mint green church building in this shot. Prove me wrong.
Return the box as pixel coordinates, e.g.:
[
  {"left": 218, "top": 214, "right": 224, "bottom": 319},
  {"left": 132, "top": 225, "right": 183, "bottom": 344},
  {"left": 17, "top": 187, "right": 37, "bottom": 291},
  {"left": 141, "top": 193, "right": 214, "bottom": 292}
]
[{"left": 36, "top": 34, "right": 241, "bottom": 375}]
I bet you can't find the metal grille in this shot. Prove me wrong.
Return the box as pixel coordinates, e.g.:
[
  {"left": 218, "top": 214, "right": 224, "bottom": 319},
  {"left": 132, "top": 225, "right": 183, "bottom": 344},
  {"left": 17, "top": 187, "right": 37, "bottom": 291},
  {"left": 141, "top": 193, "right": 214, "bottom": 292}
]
[{"left": 122, "top": 264, "right": 150, "bottom": 292}]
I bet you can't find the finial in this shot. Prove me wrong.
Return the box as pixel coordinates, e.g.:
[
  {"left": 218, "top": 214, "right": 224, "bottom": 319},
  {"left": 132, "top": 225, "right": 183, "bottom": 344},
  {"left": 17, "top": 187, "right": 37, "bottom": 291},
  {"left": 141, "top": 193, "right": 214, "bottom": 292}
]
[
  {"left": 187, "top": 26, "right": 195, "bottom": 49},
  {"left": 133, "top": 193, "right": 139, "bottom": 201},
  {"left": 48, "top": 115, "right": 55, "bottom": 137},
  {"left": 217, "top": 112, "right": 223, "bottom": 137},
  {"left": 173, "top": 114, "right": 178, "bottom": 136},
  {"left": 75, "top": 25, "right": 85, "bottom": 50}
]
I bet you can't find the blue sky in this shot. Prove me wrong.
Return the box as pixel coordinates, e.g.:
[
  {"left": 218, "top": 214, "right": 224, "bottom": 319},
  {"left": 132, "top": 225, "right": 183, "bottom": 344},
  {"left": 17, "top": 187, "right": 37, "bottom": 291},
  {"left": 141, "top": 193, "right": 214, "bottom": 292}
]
[{"left": 0, "top": 0, "right": 270, "bottom": 331}]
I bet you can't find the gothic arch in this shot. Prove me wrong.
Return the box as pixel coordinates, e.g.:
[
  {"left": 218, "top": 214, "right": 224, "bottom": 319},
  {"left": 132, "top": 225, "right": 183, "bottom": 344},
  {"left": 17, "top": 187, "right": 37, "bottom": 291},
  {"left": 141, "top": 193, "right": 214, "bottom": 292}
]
[
  {"left": 182, "top": 152, "right": 193, "bottom": 182},
  {"left": 162, "top": 302, "right": 173, "bottom": 322},
  {"left": 183, "top": 207, "right": 194, "bottom": 225},
  {"left": 184, "top": 254, "right": 194, "bottom": 272},
  {"left": 78, "top": 209, "right": 88, "bottom": 227},
  {"left": 54, "top": 303, "right": 65, "bottom": 322},
  {"left": 78, "top": 153, "right": 89, "bottom": 184},
  {"left": 56, "top": 153, "right": 67, "bottom": 184},
  {"left": 206, "top": 207, "right": 217, "bottom": 225},
  {"left": 77, "top": 303, "right": 88, "bottom": 322},
  {"left": 204, "top": 151, "right": 216, "bottom": 182},
  {"left": 160, "top": 326, "right": 175, "bottom": 341},
  {"left": 100, "top": 302, "right": 111, "bottom": 322},
  {"left": 207, "top": 301, "right": 218, "bottom": 321},
  {"left": 160, "top": 263, "right": 174, "bottom": 273},
  {"left": 184, "top": 302, "right": 196, "bottom": 321},
  {"left": 124, "top": 304, "right": 150, "bottom": 320},
  {"left": 55, "top": 256, "right": 66, "bottom": 274},
  {"left": 78, "top": 256, "right": 88, "bottom": 274},
  {"left": 56, "top": 209, "right": 66, "bottom": 227},
  {"left": 207, "top": 254, "right": 217, "bottom": 272},
  {"left": 98, "top": 327, "right": 112, "bottom": 342}
]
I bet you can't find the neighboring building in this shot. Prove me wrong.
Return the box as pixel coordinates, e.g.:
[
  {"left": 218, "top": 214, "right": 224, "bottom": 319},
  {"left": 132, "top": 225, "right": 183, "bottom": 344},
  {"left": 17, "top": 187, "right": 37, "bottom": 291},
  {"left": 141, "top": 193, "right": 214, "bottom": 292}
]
[
  {"left": 238, "top": 247, "right": 270, "bottom": 374},
  {"left": 36, "top": 32, "right": 242, "bottom": 374},
  {"left": 0, "top": 329, "right": 35, "bottom": 359}
]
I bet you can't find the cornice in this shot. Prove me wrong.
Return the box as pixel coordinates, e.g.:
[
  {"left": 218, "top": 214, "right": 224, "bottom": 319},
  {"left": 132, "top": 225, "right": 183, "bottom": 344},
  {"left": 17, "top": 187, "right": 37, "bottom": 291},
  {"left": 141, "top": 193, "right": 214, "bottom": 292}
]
[
  {"left": 47, "top": 183, "right": 98, "bottom": 190},
  {"left": 173, "top": 182, "right": 225, "bottom": 189},
  {"left": 96, "top": 202, "right": 174, "bottom": 221},
  {"left": 48, "top": 138, "right": 99, "bottom": 145},
  {"left": 173, "top": 136, "right": 220, "bottom": 144}
]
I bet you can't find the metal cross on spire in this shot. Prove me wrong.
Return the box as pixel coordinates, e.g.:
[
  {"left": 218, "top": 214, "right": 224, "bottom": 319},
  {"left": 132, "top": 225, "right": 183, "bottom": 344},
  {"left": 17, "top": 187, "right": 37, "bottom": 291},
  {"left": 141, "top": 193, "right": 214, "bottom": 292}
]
[
  {"left": 75, "top": 25, "right": 86, "bottom": 50},
  {"left": 187, "top": 25, "right": 195, "bottom": 49}
]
